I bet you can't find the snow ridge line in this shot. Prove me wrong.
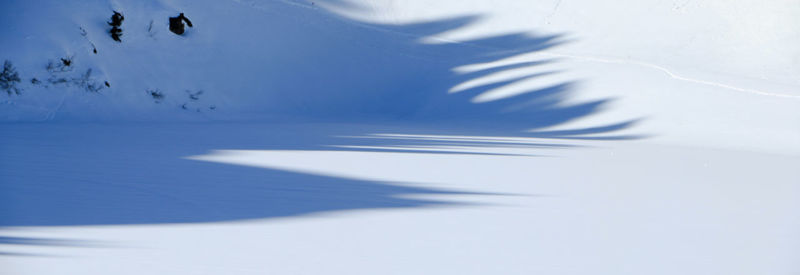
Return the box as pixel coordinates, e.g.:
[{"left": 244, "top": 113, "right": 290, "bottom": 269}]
[{"left": 262, "top": 0, "right": 800, "bottom": 100}]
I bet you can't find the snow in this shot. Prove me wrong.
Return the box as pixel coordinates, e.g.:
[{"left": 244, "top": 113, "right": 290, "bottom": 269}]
[{"left": 1, "top": 0, "right": 799, "bottom": 274}]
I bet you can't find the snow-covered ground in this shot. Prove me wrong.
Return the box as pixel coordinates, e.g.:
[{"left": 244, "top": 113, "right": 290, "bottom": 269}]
[{"left": 1, "top": 0, "right": 799, "bottom": 274}]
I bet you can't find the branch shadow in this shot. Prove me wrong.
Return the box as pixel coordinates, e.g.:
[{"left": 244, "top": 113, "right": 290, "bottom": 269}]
[
  {"left": 0, "top": 235, "right": 108, "bottom": 257},
  {"left": 0, "top": 236, "right": 99, "bottom": 247}
]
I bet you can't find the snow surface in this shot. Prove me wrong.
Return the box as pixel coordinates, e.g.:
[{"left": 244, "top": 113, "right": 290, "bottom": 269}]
[{"left": 1, "top": 0, "right": 799, "bottom": 274}]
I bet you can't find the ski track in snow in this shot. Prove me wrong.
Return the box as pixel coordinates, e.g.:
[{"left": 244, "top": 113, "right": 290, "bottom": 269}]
[
  {"left": 534, "top": 51, "right": 800, "bottom": 99},
  {"left": 428, "top": 37, "right": 800, "bottom": 100},
  {"left": 262, "top": 0, "right": 800, "bottom": 101},
  {"left": 545, "top": 0, "right": 563, "bottom": 23}
]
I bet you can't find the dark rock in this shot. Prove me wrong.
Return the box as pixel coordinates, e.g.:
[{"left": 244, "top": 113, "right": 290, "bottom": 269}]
[
  {"left": 108, "top": 11, "right": 124, "bottom": 27},
  {"left": 169, "top": 13, "right": 193, "bottom": 35}
]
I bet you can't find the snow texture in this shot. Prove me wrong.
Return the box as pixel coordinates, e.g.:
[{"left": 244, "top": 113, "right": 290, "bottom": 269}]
[{"left": 1, "top": 0, "right": 799, "bottom": 274}]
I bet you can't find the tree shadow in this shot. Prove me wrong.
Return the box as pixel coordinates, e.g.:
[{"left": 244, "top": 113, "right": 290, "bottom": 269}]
[
  {"left": 0, "top": 124, "right": 511, "bottom": 229},
  {"left": 1, "top": 1, "right": 642, "bottom": 253},
  {"left": 209, "top": 0, "right": 640, "bottom": 138}
]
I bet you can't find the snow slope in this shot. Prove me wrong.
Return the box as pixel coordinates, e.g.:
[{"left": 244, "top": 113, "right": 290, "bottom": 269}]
[
  {"left": 2, "top": 0, "right": 798, "bottom": 151},
  {"left": 1, "top": 0, "right": 799, "bottom": 274}
]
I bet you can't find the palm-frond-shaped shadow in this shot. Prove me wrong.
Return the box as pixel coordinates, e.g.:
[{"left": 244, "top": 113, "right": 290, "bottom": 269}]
[
  {"left": 0, "top": 1, "right": 640, "bottom": 236},
  {"left": 229, "top": 0, "right": 639, "bottom": 138}
]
